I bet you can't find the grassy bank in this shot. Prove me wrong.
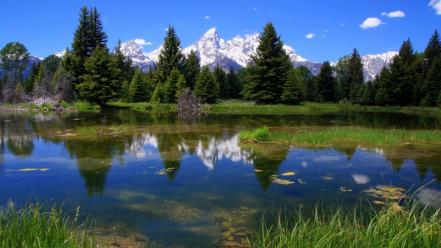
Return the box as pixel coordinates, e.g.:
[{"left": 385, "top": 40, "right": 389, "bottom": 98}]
[
  {"left": 0, "top": 204, "right": 95, "bottom": 248},
  {"left": 239, "top": 126, "right": 441, "bottom": 148},
  {"left": 250, "top": 202, "right": 441, "bottom": 248}
]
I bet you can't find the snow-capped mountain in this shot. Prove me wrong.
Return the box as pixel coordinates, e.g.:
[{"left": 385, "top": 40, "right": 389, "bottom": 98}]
[
  {"left": 121, "top": 27, "right": 319, "bottom": 73},
  {"left": 362, "top": 51, "right": 398, "bottom": 81},
  {"left": 120, "top": 27, "right": 396, "bottom": 79}
]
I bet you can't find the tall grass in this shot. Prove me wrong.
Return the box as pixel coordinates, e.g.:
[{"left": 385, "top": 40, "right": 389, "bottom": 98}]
[
  {"left": 240, "top": 126, "right": 441, "bottom": 148},
  {"left": 0, "top": 203, "right": 95, "bottom": 248},
  {"left": 250, "top": 202, "right": 441, "bottom": 248},
  {"left": 239, "top": 127, "right": 270, "bottom": 142}
]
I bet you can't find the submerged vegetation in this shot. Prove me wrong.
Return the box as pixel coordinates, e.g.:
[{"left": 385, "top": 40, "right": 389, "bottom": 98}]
[
  {"left": 0, "top": 204, "right": 95, "bottom": 248},
  {"left": 240, "top": 126, "right": 441, "bottom": 148},
  {"left": 250, "top": 201, "right": 441, "bottom": 248}
]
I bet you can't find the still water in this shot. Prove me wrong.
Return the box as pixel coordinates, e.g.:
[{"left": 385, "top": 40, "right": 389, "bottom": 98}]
[{"left": 0, "top": 110, "right": 441, "bottom": 247}]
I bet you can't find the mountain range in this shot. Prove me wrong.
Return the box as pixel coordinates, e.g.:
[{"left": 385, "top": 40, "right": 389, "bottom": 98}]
[{"left": 120, "top": 27, "right": 398, "bottom": 81}]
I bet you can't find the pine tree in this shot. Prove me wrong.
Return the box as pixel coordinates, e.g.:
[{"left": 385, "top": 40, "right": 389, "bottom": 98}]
[
  {"left": 214, "top": 65, "right": 229, "bottom": 99},
  {"left": 298, "top": 66, "right": 316, "bottom": 102},
  {"left": 316, "top": 62, "right": 336, "bottom": 102},
  {"left": 335, "top": 49, "right": 364, "bottom": 102},
  {"left": 128, "top": 70, "right": 150, "bottom": 102},
  {"left": 175, "top": 74, "right": 187, "bottom": 100},
  {"left": 389, "top": 40, "right": 416, "bottom": 106},
  {"left": 0, "top": 42, "right": 29, "bottom": 102},
  {"left": 113, "top": 40, "right": 134, "bottom": 99},
  {"left": 163, "top": 69, "right": 182, "bottom": 103},
  {"left": 156, "top": 26, "right": 184, "bottom": 84},
  {"left": 244, "top": 23, "right": 292, "bottom": 104},
  {"left": 421, "top": 57, "right": 441, "bottom": 106},
  {"left": 422, "top": 31, "right": 441, "bottom": 106},
  {"left": 374, "top": 67, "right": 393, "bottom": 106},
  {"left": 77, "top": 47, "right": 120, "bottom": 106},
  {"left": 359, "top": 81, "right": 376, "bottom": 105},
  {"left": 183, "top": 50, "right": 200, "bottom": 89},
  {"left": 438, "top": 91, "right": 441, "bottom": 108},
  {"left": 194, "top": 66, "right": 219, "bottom": 103},
  {"left": 68, "top": 7, "right": 108, "bottom": 90},
  {"left": 25, "top": 63, "right": 39, "bottom": 94},
  {"left": 281, "top": 69, "right": 304, "bottom": 105},
  {"left": 226, "top": 69, "right": 241, "bottom": 99}
]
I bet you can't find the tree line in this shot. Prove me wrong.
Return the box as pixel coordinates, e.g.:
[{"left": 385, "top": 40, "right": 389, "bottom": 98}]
[{"left": 1, "top": 6, "right": 440, "bottom": 107}]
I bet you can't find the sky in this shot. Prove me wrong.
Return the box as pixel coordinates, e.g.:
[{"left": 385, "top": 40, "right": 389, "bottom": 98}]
[{"left": 1, "top": 0, "right": 440, "bottom": 62}]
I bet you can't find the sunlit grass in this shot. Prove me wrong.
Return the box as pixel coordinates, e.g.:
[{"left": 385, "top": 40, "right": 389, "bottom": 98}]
[
  {"left": 0, "top": 203, "right": 95, "bottom": 248},
  {"left": 240, "top": 126, "right": 441, "bottom": 148},
  {"left": 250, "top": 202, "right": 441, "bottom": 248}
]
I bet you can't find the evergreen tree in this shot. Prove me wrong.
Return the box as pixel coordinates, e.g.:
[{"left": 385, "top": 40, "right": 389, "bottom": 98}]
[
  {"left": 281, "top": 69, "right": 304, "bottom": 105},
  {"left": 163, "top": 69, "right": 182, "bottom": 103},
  {"left": 68, "top": 7, "right": 108, "bottom": 89},
  {"left": 25, "top": 63, "right": 39, "bottom": 94},
  {"left": 175, "top": 74, "right": 187, "bottom": 100},
  {"left": 421, "top": 57, "right": 441, "bottom": 106},
  {"left": 438, "top": 91, "right": 441, "bottom": 108},
  {"left": 374, "top": 67, "right": 393, "bottom": 106},
  {"left": 194, "top": 66, "right": 219, "bottom": 103},
  {"left": 298, "top": 66, "right": 316, "bottom": 102},
  {"left": 359, "top": 81, "right": 376, "bottom": 105},
  {"left": 0, "top": 42, "right": 29, "bottom": 102},
  {"left": 214, "top": 64, "right": 229, "bottom": 99},
  {"left": 77, "top": 47, "right": 120, "bottom": 106},
  {"left": 183, "top": 50, "right": 200, "bottom": 89},
  {"left": 226, "top": 68, "right": 241, "bottom": 99},
  {"left": 335, "top": 49, "right": 364, "bottom": 102},
  {"left": 128, "top": 70, "right": 150, "bottom": 102},
  {"left": 316, "top": 62, "right": 336, "bottom": 102},
  {"left": 156, "top": 26, "right": 184, "bottom": 84},
  {"left": 244, "top": 23, "right": 292, "bottom": 104},
  {"left": 113, "top": 40, "right": 134, "bottom": 98},
  {"left": 389, "top": 40, "right": 416, "bottom": 106},
  {"left": 33, "top": 55, "right": 62, "bottom": 97},
  {"left": 422, "top": 31, "right": 441, "bottom": 106}
]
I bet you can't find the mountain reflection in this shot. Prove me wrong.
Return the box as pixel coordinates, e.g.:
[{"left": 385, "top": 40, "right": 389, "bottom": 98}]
[{"left": 1, "top": 112, "right": 441, "bottom": 196}]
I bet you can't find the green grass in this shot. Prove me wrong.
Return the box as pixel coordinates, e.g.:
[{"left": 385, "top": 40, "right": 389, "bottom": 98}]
[
  {"left": 0, "top": 203, "right": 95, "bottom": 248},
  {"left": 250, "top": 202, "right": 441, "bottom": 248},
  {"left": 73, "top": 102, "right": 100, "bottom": 112},
  {"left": 107, "top": 101, "right": 177, "bottom": 113},
  {"left": 239, "top": 127, "right": 270, "bottom": 142},
  {"left": 240, "top": 126, "right": 441, "bottom": 148},
  {"left": 206, "top": 101, "right": 441, "bottom": 116}
]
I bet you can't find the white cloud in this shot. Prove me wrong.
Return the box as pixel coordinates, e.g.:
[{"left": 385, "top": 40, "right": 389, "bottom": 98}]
[
  {"left": 132, "top": 38, "right": 152, "bottom": 46},
  {"left": 351, "top": 174, "right": 370, "bottom": 185},
  {"left": 305, "top": 33, "right": 316, "bottom": 39},
  {"left": 429, "top": 0, "right": 441, "bottom": 15},
  {"left": 381, "top": 10, "right": 406, "bottom": 18},
  {"left": 204, "top": 15, "right": 211, "bottom": 20},
  {"left": 360, "top": 17, "right": 384, "bottom": 29}
]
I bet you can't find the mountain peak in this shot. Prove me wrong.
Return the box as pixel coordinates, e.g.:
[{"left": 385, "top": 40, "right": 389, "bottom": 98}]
[{"left": 203, "top": 27, "right": 218, "bottom": 37}]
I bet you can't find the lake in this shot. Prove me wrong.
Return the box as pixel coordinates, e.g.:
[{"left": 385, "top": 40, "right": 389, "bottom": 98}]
[{"left": 1, "top": 110, "right": 441, "bottom": 247}]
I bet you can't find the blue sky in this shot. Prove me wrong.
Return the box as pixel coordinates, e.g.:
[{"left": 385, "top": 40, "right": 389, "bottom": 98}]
[{"left": 1, "top": 0, "right": 440, "bottom": 62}]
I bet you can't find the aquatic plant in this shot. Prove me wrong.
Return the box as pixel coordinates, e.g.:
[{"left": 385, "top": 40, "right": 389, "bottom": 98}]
[
  {"left": 239, "top": 127, "right": 270, "bottom": 142},
  {"left": 250, "top": 201, "right": 441, "bottom": 248},
  {"left": 0, "top": 203, "right": 95, "bottom": 248}
]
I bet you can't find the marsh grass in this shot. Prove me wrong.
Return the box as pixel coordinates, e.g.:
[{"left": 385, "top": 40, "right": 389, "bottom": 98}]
[
  {"left": 240, "top": 126, "right": 441, "bottom": 148},
  {"left": 239, "top": 127, "right": 270, "bottom": 142},
  {"left": 0, "top": 203, "right": 95, "bottom": 248},
  {"left": 205, "top": 101, "right": 441, "bottom": 117},
  {"left": 108, "top": 101, "right": 177, "bottom": 113},
  {"left": 250, "top": 202, "right": 441, "bottom": 248}
]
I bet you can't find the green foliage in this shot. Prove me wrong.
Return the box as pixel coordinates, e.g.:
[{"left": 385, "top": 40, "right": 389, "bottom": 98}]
[
  {"left": 226, "top": 68, "right": 241, "bottom": 99},
  {"left": 250, "top": 202, "right": 441, "bottom": 248},
  {"left": 0, "top": 203, "right": 95, "bottom": 248},
  {"left": 335, "top": 49, "right": 364, "bottom": 103},
  {"left": 68, "top": 7, "right": 108, "bottom": 89},
  {"left": 316, "top": 61, "right": 336, "bottom": 102},
  {"left": 156, "top": 26, "right": 184, "bottom": 83},
  {"left": 359, "top": 81, "right": 376, "bottom": 105},
  {"left": 33, "top": 55, "right": 62, "bottom": 97},
  {"left": 0, "top": 42, "right": 29, "bottom": 88},
  {"left": 194, "top": 66, "right": 219, "bottom": 103},
  {"left": 281, "top": 69, "right": 304, "bottom": 105},
  {"left": 162, "top": 69, "right": 182, "bottom": 103},
  {"left": 421, "top": 57, "right": 441, "bottom": 106},
  {"left": 113, "top": 40, "right": 134, "bottom": 98},
  {"left": 239, "top": 127, "right": 270, "bottom": 142},
  {"left": 128, "top": 70, "right": 150, "bottom": 102},
  {"left": 175, "top": 74, "right": 187, "bottom": 100},
  {"left": 214, "top": 65, "right": 229, "bottom": 99},
  {"left": 244, "top": 23, "right": 292, "bottom": 104},
  {"left": 183, "top": 50, "right": 200, "bottom": 89},
  {"left": 77, "top": 47, "right": 120, "bottom": 106}
]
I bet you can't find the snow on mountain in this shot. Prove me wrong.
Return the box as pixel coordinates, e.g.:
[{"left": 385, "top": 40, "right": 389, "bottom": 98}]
[
  {"left": 362, "top": 51, "right": 398, "bottom": 81},
  {"left": 120, "top": 27, "right": 397, "bottom": 79}
]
